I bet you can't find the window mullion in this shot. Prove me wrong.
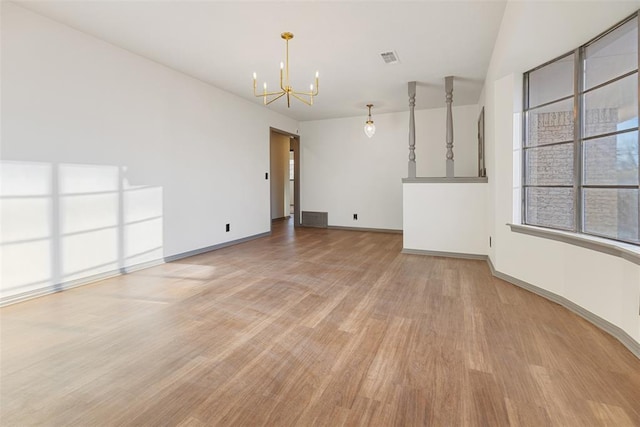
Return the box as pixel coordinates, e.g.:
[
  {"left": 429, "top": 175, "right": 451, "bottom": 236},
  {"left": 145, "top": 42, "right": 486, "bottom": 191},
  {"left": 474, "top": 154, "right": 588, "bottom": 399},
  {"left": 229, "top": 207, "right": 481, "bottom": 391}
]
[
  {"left": 522, "top": 73, "right": 529, "bottom": 226},
  {"left": 573, "top": 47, "right": 583, "bottom": 234},
  {"left": 637, "top": 12, "right": 640, "bottom": 243}
]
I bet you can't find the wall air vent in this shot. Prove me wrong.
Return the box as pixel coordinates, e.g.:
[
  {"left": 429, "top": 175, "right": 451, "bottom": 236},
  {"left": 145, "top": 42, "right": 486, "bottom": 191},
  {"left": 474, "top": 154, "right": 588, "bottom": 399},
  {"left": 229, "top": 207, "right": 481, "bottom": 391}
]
[
  {"left": 302, "top": 211, "right": 328, "bottom": 228},
  {"left": 380, "top": 51, "right": 400, "bottom": 64}
]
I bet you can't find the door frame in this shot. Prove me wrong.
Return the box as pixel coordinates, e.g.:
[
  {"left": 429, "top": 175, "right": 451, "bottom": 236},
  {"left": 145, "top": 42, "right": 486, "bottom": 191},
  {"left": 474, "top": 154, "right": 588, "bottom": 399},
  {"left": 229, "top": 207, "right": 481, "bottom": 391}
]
[{"left": 269, "top": 127, "right": 300, "bottom": 228}]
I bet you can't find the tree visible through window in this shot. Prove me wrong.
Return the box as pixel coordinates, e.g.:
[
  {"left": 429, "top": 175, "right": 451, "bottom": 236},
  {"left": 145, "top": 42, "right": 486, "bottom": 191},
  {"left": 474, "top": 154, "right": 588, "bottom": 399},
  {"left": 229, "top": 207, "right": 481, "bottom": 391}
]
[{"left": 523, "top": 12, "right": 639, "bottom": 245}]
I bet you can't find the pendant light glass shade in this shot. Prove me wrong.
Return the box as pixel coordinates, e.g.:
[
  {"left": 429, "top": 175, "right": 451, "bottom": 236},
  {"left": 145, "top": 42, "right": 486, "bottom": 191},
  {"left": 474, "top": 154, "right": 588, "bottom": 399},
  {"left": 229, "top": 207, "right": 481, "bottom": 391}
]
[
  {"left": 364, "top": 121, "right": 376, "bottom": 138},
  {"left": 364, "top": 104, "right": 375, "bottom": 138}
]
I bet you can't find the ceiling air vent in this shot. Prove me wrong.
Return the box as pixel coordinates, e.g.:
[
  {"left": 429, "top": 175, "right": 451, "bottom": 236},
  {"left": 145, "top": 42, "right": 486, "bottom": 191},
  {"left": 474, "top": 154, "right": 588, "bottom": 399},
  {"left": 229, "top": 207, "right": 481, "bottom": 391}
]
[{"left": 380, "top": 51, "right": 400, "bottom": 64}]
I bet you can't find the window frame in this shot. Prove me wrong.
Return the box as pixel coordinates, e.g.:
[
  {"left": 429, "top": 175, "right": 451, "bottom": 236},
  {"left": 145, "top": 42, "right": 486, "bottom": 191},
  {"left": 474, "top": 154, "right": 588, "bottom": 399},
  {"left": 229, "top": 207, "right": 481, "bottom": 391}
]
[{"left": 522, "top": 11, "right": 640, "bottom": 246}]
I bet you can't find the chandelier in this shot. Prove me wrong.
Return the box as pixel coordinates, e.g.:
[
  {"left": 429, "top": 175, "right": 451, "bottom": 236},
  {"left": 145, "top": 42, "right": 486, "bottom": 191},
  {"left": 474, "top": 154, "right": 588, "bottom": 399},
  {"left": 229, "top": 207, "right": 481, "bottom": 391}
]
[
  {"left": 253, "top": 32, "right": 319, "bottom": 107},
  {"left": 364, "top": 104, "right": 376, "bottom": 138}
]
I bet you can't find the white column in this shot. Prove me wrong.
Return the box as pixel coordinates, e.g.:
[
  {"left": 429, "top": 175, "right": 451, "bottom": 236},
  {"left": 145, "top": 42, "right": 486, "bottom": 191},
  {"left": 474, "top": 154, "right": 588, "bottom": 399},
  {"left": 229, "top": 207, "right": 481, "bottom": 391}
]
[{"left": 445, "top": 76, "right": 454, "bottom": 178}]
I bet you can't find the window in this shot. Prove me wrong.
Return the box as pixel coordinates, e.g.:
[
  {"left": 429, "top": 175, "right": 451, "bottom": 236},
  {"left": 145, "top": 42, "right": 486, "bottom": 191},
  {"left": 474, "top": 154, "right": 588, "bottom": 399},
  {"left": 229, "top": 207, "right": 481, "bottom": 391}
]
[{"left": 523, "top": 12, "right": 639, "bottom": 245}]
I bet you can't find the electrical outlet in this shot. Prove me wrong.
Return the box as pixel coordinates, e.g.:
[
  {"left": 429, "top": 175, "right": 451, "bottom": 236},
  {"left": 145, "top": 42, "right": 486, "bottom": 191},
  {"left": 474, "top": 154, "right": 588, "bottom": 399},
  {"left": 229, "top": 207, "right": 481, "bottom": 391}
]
[
  {"left": 489, "top": 236, "right": 492, "bottom": 247},
  {"left": 353, "top": 214, "right": 358, "bottom": 220},
  {"left": 265, "top": 172, "right": 268, "bottom": 180},
  {"left": 226, "top": 224, "right": 230, "bottom": 232}
]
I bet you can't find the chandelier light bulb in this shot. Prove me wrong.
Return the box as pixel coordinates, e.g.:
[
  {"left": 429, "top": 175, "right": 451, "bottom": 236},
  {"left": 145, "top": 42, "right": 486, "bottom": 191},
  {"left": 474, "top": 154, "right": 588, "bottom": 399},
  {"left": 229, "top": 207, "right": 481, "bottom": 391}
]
[
  {"left": 280, "top": 62, "right": 284, "bottom": 70},
  {"left": 253, "top": 72, "right": 257, "bottom": 80},
  {"left": 315, "top": 71, "right": 319, "bottom": 78},
  {"left": 310, "top": 84, "right": 314, "bottom": 91},
  {"left": 263, "top": 82, "right": 267, "bottom": 90}
]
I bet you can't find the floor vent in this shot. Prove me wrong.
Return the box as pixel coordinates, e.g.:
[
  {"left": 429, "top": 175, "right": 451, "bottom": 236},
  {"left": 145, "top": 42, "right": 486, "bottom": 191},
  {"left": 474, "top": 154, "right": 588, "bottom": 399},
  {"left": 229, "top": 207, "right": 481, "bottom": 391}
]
[{"left": 302, "top": 211, "right": 328, "bottom": 228}]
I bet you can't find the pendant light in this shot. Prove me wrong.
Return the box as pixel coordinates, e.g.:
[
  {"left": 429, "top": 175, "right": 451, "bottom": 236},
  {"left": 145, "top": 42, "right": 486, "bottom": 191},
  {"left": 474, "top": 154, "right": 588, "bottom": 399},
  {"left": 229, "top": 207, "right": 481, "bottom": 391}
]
[{"left": 364, "top": 104, "right": 376, "bottom": 138}]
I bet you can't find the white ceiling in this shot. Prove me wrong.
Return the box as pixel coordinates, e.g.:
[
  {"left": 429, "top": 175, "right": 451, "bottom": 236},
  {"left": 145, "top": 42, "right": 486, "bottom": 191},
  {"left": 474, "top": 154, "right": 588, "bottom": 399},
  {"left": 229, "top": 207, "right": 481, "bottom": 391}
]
[{"left": 14, "top": 0, "right": 508, "bottom": 122}]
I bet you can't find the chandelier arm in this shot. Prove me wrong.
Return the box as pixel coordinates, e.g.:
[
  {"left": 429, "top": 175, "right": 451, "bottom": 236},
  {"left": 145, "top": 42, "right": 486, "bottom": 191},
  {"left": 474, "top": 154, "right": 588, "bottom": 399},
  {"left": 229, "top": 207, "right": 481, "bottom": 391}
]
[
  {"left": 290, "top": 92, "right": 312, "bottom": 106},
  {"left": 290, "top": 79, "right": 319, "bottom": 97},
  {"left": 264, "top": 92, "right": 287, "bottom": 105},
  {"left": 255, "top": 90, "right": 286, "bottom": 98}
]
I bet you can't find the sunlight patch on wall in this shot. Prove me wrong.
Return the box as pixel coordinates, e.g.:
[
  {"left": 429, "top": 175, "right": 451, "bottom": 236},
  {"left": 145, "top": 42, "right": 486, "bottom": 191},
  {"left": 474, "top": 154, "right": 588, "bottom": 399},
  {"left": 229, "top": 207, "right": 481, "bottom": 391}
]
[
  {"left": 1, "top": 160, "right": 164, "bottom": 302},
  {"left": 0, "top": 161, "right": 53, "bottom": 295},
  {"left": 59, "top": 164, "right": 119, "bottom": 281},
  {"left": 124, "top": 185, "right": 163, "bottom": 266}
]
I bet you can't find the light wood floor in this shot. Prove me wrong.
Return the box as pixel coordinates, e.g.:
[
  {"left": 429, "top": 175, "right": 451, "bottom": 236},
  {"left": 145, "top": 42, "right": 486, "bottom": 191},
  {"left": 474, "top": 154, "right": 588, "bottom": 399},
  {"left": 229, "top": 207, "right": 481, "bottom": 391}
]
[{"left": 1, "top": 219, "right": 640, "bottom": 426}]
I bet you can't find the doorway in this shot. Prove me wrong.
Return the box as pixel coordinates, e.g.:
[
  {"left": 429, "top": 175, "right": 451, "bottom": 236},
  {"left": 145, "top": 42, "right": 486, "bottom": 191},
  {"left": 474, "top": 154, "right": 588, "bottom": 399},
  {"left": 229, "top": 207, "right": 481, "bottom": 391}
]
[{"left": 270, "top": 128, "right": 300, "bottom": 229}]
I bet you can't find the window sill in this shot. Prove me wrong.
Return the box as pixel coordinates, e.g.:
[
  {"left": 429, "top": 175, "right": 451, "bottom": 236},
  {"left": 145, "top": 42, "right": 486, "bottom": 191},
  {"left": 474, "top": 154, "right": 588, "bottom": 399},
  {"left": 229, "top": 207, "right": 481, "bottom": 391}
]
[{"left": 508, "top": 223, "right": 640, "bottom": 266}]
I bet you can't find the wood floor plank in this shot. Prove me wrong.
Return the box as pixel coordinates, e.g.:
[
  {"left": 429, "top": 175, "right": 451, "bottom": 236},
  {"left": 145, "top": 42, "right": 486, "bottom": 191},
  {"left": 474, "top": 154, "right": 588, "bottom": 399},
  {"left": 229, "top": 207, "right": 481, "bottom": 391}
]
[
  {"left": 467, "top": 369, "right": 511, "bottom": 426},
  {"left": 587, "top": 400, "right": 636, "bottom": 426},
  {"left": 504, "top": 397, "right": 552, "bottom": 427},
  {"left": 1, "top": 218, "right": 640, "bottom": 426}
]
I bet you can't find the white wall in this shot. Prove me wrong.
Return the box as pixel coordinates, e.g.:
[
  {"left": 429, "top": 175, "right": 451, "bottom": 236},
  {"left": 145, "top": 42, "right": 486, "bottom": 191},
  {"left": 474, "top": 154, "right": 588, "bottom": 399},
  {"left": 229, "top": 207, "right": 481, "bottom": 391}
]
[
  {"left": 403, "top": 183, "right": 487, "bottom": 255},
  {"left": 0, "top": 3, "right": 297, "bottom": 301},
  {"left": 299, "top": 104, "right": 479, "bottom": 230},
  {"left": 481, "top": 1, "right": 640, "bottom": 343}
]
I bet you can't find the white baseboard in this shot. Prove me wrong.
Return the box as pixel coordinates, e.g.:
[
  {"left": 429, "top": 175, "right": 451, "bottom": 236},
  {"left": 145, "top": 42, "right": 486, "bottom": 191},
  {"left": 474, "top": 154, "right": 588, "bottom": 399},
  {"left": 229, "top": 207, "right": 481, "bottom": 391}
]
[
  {"left": 1, "top": 232, "right": 270, "bottom": 307},
  {"left": 0, "top": 259, "right": 163, "bottom": 307},
  {"left": 403, "top": 247, "right": 639, "bottom": 359},
  {"left": 485, "top": 257, "right": 640, "bottom": 359},
  {"left": 401, "top": 248, "right": 487, "bottom": 260}
]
